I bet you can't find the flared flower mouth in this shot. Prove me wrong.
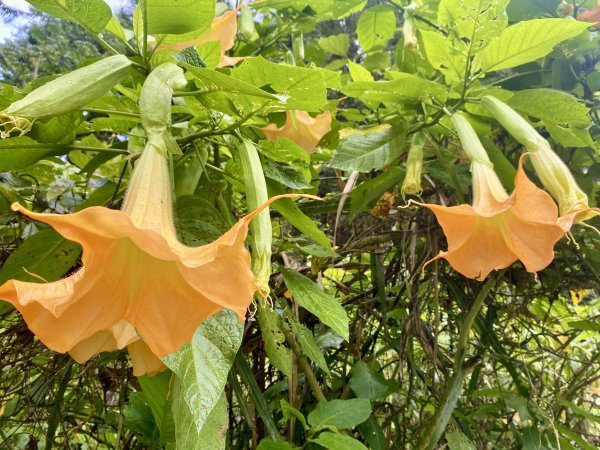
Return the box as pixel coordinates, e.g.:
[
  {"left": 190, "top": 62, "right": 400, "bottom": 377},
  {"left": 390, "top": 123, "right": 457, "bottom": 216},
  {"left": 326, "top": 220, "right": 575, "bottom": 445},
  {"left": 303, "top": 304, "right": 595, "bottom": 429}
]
[
  {"left": 413, "top": 156, "right": 567, "bottom": 280},
  {"left": 0, "top": 140, "right": 308, "bottom": 375},
  {"left": 261, "top": 110, "right": 332, "bottom": 153}
]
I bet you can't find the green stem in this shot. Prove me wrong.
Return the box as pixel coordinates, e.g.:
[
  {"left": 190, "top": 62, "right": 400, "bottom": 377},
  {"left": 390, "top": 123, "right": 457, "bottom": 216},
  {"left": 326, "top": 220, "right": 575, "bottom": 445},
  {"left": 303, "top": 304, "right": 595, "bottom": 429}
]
[
  {"left": 80, "top": 108, "right": 140, "bottom": 118},
  {"left": 283, "top": 328, "right": 327, "bottom": 403},
  {"left": 6, "top": 144, "right": 127, "bottom": 154},
  {"left": 176, "top": 105, "right": 268, "bottom": 145},
  {"left": 415, "top": 275, "right": 499, "bottom": 450}
]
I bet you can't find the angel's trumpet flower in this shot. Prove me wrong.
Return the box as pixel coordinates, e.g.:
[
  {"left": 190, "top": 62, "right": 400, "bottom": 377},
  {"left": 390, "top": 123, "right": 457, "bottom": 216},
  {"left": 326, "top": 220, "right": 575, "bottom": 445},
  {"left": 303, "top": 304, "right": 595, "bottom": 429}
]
[
  {"left": 413, "top": 114, "right": 567, "bottom": 280},
  {"left": 0, "top": 63, "right": 304, "bottom": 375}
]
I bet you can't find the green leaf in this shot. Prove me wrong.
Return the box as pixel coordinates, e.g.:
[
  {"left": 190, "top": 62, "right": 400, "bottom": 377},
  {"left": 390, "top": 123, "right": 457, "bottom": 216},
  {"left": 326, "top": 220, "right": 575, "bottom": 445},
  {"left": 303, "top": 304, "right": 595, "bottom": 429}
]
[
  {"left": 312, "top": 432, "right": 368, "bottom": 450},
  {"left": 307, "top": 398, "right": 371, "bottom": 429},
  {"left": 318, "top": 34, "right": 350, "bottom": 56},
  {"left": 231, "top": 57, "right": 338, "bottom": 111},
  {"left": 162, "top": 309, "right": 243, "bottom": 435},
  {"left": 268, "top": 180, "right": 333, "bottom": 252},
  {"left": 0, "top": 229, "right": 81, "bottom": 285},
  {"left": 357, "top": 6, "right": 396, "bottom": 53},
  {"left": 350, "top": 167, "right": 404, "bottom": 217},
  {"left": 257, "top": 437, "right": 297, "bottom": 450},
  {"left": 329, "top": 127, "right": 405, "bottom": 172},
  {"left": 138, "top": 372, "right": 176, "bottom": 443},
  {"left": 257, "top": 303, "right": 292, "bottom": 378},
  {"left": 506, "top": 88, "right": 591, "bottom": 126},
  {"left": 27, "top": 0, "right": 112, "bottom": 33},
  {"left": 0, "top": 136, "right": 64, "bottom": 171},
  {"left": 358, "top": 416, "right": 387, "bottom": 450},
  {"left": 348, "top": 61, "right": 374, "bottom": 82},
  {"left": 124, "top": 392, "right": 160, "bottom": 443},
  {"left": 420, "top": 30, "right": 466, "bottom": 83},
  {"left": 172, "top": 388, "right": 228, "bottom": 450},
  {"left": 478, "top": 18, "right": 589, "bottom": 72},
  {"left": 341, "top": 75, "right": 446, "bottom": 107},
  {"left": 280, "top": 399, "right": 309, "bottom": 430},
  {"left": 175, "top": 196, "right": 228, "bottom": 247},
  {"left": 143, "top": 0, "right": 214, "bottom": 35},
  {"left": 264, "top": 161, "right": 312, "bottom": 190},
  {"left": 285, "top": 312, "right": 331, "bottom": 376},
  {"left": 438, "top": 0, "right": 509, "bottom": 46},
  {"left": 183, "top": 63, "right": 283, "bottom": 116},
  {"left": 281, "top": 269, "right": 349, "bottom": 341},
  {"left": 259, "top": 138, "right": 310, "bottom": 164},
  {"left": 446, "top": 431, "right": 477, "bottom": 450},
  {"left": 349, "top": 361, "right": 395, "bottom": 401}
]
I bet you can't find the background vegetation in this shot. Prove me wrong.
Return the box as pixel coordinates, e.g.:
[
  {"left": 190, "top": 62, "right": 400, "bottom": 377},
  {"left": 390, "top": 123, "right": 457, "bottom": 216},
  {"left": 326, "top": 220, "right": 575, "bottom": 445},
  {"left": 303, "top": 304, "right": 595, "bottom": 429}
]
[{"left": 0, "top": 0, "right": 599, "bottom": 449}]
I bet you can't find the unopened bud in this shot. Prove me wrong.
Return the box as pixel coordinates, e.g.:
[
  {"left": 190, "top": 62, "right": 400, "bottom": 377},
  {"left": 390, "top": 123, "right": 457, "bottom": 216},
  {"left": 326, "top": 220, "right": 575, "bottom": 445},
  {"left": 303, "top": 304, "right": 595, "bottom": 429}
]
[{"left": 401, "top": 132, "right": 425, "bottom": 197}]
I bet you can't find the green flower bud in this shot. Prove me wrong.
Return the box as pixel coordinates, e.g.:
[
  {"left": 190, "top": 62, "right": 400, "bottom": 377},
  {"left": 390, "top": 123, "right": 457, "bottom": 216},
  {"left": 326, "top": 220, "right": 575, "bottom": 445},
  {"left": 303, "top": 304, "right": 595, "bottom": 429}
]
[
  {"left": 401, "top": 132, "right": 425, "bottom": 197},
  {"left": 1, "top": 55, "right": 131, "bottom": 136}
]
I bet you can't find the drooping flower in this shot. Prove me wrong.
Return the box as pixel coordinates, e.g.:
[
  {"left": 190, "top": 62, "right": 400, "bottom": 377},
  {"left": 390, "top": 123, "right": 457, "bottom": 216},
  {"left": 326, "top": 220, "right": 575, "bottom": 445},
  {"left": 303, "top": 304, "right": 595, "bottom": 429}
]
[
  {"left": 0, "top": 143, "right": 291, "bottom": 373},
  {"left": 413, "top": 113, "right": 568, "bottom": 280},
  {"left": 481, "top": 95, "right": 598, "bottom": 223},
  {"left": 0, "top": 63, "right": 306, "bottom": 375},
  {"left": 417, "top": 158, "right": 567, "bottom": 280},
  {"left": 261, "top": 110, "right": 332, "bottom": 154}
]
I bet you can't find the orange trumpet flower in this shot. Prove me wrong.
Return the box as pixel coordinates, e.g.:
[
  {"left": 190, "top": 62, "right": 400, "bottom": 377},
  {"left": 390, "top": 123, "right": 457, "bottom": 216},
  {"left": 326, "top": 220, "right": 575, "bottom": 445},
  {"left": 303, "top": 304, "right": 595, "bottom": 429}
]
[
  {"left": 415, "top": 157, "right": 568, "bottom": 280},
  {"left": 0, "top": 143, "right": 292, "bottom": 375},
  {"left": 261, "top": 110, "right": 332, "bottom": 154}
]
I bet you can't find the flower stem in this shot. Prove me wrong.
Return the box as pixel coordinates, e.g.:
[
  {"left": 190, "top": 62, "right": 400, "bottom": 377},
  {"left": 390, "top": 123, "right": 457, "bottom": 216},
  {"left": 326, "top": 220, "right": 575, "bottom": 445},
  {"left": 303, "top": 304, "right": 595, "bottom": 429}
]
[{"left": 415, "top": 274, "right": 500, "bottom": 450}]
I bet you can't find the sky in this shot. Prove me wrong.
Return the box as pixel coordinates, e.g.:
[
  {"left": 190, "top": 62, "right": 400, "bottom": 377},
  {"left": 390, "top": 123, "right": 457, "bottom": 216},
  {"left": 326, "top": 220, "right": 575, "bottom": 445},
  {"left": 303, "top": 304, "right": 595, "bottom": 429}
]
[{"left": 0, "top": 0, "right": 132, "bottom": 41}]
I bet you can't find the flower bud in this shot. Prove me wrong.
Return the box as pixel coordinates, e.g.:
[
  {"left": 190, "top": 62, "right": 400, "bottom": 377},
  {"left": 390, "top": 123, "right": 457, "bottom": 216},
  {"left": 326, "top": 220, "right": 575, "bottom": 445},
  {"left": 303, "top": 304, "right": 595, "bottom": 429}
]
[
  {"left": 1, "top": 55, "right": 131, "bottom": 136},
  {"left": 401, "top": 132, "right": 425, "bottom": 197}
]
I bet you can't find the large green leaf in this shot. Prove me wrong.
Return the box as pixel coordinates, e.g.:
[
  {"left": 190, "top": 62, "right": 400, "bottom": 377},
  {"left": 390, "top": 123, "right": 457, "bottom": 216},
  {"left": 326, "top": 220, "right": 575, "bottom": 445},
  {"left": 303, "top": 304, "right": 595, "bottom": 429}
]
[
  {"left": 257, "top": 303, "right": 292, "bottom": 378},
  {"left": 138, "top": 372, "right": 176, "bottom": 443},
  {"left": 307, "top": 398, "right": 371, "bottom": 429},
  {"left": 329, "top": 127, "right": 405, "bottom": 172},
  {"left": 356, "top": 6, "right": 396, "bottom": 53},
  {"left": 318, "top": 34, "right": 350, "bottom": 56},
  {"left": 183, "top": 64, "right": 283, "bottom": 117},
  {"left": 285, "top": 311, "right": 331, "bottom": 376},
  {"left": 142, "top": 0, "right": 214, "bottom": 35},
  {"left": 438, "top": 0, "right": 509, "bottom": 45},
  {"left": 281, "top": 269, "right": 349, "bottom": 340},
  {"left": 231, "top": 57, "right": 338, "bottom": 111},
  {"left": 172, "top": 387, "right": 228, "bottom": 450},
  {"left": 0, "top": 229, "right": 81, "bottom": 285},
  {"left": 27, "top": 0, "right": 112, "bottom": 33},
  {"left": 162, "top": 309, "right": 243, "bottom": 436},
  {"left": 312, "top": 432, "right": 369, "bottom": 450},
  {"left": 506, "top": 88, "right": 591, "bottom": 126},
  {"left": 268, "top": 180, "right": 333, "bottom": 252},
  {"left": 478, "top": 18, "right": 589, "bottom": 72},
  {"left": 420, "top": 30, "right": 466, "bottom": 84},
  {"left": 341, "top": 75, "right": 446, "bottom": 107},
  {"left": 0, "top": 136, "right": 64, "bottom": 171},
  {"left": 349, "top": 361, "right": 395, "bottom": 402},
  {"left": 350, "top": 166, "right": 404, "bottom": 217}
]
